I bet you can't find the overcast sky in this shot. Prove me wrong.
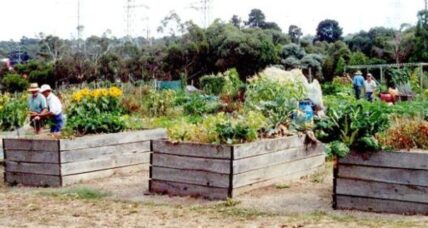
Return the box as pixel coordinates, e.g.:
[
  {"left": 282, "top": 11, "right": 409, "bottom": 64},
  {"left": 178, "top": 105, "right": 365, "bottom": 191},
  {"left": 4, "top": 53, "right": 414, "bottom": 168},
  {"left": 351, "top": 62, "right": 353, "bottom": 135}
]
[{"left": 0, "top": 0, "right": 424, "bottom": 41}]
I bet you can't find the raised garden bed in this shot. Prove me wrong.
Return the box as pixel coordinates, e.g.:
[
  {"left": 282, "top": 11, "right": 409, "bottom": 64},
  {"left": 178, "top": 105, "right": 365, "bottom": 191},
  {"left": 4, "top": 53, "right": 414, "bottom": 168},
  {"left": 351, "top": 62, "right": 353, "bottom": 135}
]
[
  {"left": 3, "top": 129, "right": 166, "bottom": 187},
  {"left": 149, "top": 135, "right": 325, "bottom": 200},
  {"left": 333, "top": 151, "right": 428, "bottom": 215}
]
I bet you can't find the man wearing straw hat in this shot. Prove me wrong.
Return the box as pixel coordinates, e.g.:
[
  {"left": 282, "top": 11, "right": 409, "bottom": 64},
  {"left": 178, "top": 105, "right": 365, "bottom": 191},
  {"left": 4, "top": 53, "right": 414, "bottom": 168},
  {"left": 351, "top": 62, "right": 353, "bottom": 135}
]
[
  {"left": 352, "top": 70, "right": 365, "bottom": 100},
  {"left": 28, "top": 83, "right": 48, "bottom": 134}
]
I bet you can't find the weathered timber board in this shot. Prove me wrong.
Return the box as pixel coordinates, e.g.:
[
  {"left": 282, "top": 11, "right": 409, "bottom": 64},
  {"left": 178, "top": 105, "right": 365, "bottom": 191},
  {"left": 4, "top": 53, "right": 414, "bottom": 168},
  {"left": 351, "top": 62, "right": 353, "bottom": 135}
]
[
  {"left": 336, "top": 195, "right": 428, "bottom": 215},
  {"left": 61, "top": 141, "right": 151, "bottom": 163},
  {"left": 152, "top": 140, "right": 232, "bottom": 159},
  {"left": 61, "top": 129, "right": 166, "bottom": 151},
  {"left": 62, "top": 164, "right": 146, "bottom": 186},
  {"left": 5, "top": 150, "right": 59, "bottom": 163},
  {"left": 3, "top": 139, "right": 59, "bottom": 152},
  {"left": 149, "top": 179, "right": 229, "bottom": 200},
  {"left": 340, "top": 151, "right": 428, "bottom": 170},
  {"left": 336, "top": 178, "right": 428, "bottom": 203},
  {"left": 233, "top": 146, "right": 322, "bottom": 174},
  {"left": 338, "top": 164, "right": 428, "bottom": 187},
  {"left": 5, "top": 161, "right": 60, "bottom": 175},
  {"left": 232, "top": 165, "right": 323, "bottom": 197},
  {"left": 61, "top": 151, "right": 150, "bottom": 175},
  {"left": 151, "top": 166, "right": 230, "bottom": 188},
  {"left": 5, "top": 172, "right": 61, "bottom": 187},
  {"left": 233, "top": 136, "right": 305, "bottom": 159},
  {"left": 151, "top": 153, "right": 231, "bottom": 174},
  {"left": 233, "top": 154, "right": 325, "bottom": 188}
]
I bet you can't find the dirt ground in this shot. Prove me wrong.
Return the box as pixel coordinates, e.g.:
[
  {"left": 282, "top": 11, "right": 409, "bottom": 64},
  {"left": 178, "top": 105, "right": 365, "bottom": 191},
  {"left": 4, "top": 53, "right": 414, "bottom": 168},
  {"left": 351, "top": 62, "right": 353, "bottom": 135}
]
[{"left": 1, "top": 163, "right": 428, "bottom": 228}]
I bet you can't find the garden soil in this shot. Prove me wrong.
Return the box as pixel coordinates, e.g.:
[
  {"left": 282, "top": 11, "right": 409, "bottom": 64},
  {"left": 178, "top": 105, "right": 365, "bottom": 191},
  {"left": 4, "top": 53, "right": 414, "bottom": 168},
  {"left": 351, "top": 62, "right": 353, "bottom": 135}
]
[{"left": 1, "top": 164, "right": 428, "bottom": 227}]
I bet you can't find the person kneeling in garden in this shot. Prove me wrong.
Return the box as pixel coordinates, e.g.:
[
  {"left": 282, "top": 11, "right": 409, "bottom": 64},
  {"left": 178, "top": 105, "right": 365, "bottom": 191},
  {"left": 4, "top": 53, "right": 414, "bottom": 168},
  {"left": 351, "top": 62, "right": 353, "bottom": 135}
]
[
  {"left": 39, "top": 85, "right": 64, "bottom": 135},
  {"left": 28, "top": 83, "right": 48, "bottom": 134}
]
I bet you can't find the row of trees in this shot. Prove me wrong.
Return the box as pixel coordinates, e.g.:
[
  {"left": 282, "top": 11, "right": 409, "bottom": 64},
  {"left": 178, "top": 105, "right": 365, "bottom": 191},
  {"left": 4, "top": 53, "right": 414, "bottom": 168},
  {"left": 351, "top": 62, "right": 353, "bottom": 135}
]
[{"left": 1, "top": 8, "right": 428, "bottom": 91}]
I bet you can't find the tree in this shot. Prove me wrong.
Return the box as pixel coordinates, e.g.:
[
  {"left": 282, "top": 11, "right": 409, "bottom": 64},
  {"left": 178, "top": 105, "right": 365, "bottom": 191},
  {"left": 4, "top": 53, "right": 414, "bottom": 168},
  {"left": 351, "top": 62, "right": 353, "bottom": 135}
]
[
  {"left": 335, "top": 56, "right": 346, "bottom": 75},
  {"left": 315, "top": 19, "right": 343, "bottom": 43},
  {"left": 245, "top": 9, "right": 266, "bottom": 28},
  {"left": 281, "top": 43, "right": 306, "bottom": 60},
  {"left": 387, "top": 24, "right": 415, "bottom": 64},
  {"left": 413, "top": 10, "right": 428, "bottom": 61},
  {"left": 230, "top": 15, "right": 242, "bottom": 29},
  {"left": 349, "top": 52, "right": 368, "bottom": 66},
  {"left": 157, "top": 11, "right": 186, "bottom": 37},
  {"left": 288, "top": 25, "right": 303, "bottom": 44}
]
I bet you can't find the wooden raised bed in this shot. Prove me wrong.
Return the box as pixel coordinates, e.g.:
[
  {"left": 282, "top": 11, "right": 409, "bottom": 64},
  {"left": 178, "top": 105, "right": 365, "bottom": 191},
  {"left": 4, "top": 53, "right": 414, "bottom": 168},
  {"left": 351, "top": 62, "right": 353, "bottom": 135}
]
[
  {"left": 333, "top": 151, "right": 428, "bottom": 215},
  {"left": 149, "top": 135, "right": 325, "bottom": 200},
  {"left": 3, "top": 129, "right": 166, "bottom": 187}
]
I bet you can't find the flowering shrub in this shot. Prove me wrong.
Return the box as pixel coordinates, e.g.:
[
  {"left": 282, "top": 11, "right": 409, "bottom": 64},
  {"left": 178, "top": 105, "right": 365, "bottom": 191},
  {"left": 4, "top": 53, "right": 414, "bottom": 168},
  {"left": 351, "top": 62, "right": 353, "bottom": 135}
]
[
  {"left": 377, "top": 117, "right": 428, "bottom": 150},
  {"left": 67, "top": 87, "right": 126, "bottom": 135}
]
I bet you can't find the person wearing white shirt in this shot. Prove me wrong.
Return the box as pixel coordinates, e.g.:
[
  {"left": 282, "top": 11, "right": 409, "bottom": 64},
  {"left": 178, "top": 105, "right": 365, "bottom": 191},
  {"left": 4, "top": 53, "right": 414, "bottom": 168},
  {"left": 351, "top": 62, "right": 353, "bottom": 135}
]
[
  {"left": 364, "top": 73, "right": 377, "bottom": 102},
  {"left": 40, "top": 84, "right": 64, "bottom": 134}
]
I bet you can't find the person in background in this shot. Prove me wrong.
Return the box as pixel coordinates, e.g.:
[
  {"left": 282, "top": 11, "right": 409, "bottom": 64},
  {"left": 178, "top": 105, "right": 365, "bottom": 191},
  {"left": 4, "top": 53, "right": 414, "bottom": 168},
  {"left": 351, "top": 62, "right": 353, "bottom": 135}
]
[
  {"left": 39, "top": 85, "right": 64, "bottom": 135},
  {"left": 27, "top": 83, "right": 48, "bottom": 134},
  {"left": 364, "top": 73, "right": 377, "bottom": 102},
  {"left": 352, "top": 70, "right": 365, "bottom": 100}
]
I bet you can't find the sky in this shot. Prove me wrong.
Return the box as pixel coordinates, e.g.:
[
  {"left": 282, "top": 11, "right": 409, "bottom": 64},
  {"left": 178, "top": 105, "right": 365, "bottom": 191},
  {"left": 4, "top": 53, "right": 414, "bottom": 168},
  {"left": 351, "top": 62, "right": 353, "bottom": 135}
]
[{"left": 0, "top": 0, "right": 424, "bottom": 41}]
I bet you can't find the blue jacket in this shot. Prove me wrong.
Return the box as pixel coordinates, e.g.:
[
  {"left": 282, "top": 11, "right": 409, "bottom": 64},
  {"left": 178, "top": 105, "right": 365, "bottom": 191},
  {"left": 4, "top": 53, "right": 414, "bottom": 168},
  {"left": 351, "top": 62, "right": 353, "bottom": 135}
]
[{"left": 353, "top": 75, "right": 365, "bottom": 87}]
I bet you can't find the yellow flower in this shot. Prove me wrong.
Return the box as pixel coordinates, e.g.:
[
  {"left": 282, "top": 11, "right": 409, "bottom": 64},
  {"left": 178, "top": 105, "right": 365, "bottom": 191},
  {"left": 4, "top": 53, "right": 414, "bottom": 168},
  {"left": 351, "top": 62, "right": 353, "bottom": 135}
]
[{"left": 108, "top": 87, "right": 123, "bottom": 97}]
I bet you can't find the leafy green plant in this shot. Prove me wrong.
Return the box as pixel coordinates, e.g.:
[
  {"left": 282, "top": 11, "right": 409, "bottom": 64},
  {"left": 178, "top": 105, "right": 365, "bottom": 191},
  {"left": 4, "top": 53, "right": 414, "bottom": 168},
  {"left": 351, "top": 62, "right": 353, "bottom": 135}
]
[
  {"left": 200, "top": 74, "right": 226, "bottom": 95},
  {"left": 325, "top": 141, "right": 350, "bottom": 158},
  {"left": 245, "top": 77, "right": 305, "bottom": 134},
  {"left": 143, "top": 89, "right": 176, "bottom": 117},
  {"left": 183, "top": 94, "right": 219, "bottom": 116},
  {"left": 315, "top": 101, "right": 390, "bottom": 153},
  {"left": 0, "top": 94, "right": 27, "bottom": 131}
]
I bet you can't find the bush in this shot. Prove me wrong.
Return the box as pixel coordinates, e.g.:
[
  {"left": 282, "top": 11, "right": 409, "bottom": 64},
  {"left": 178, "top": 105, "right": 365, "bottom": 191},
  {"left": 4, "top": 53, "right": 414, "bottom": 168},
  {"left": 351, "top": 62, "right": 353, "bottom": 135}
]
[
  {"left": 66, "top": 87, "right": 126, "bottom": 135},
  {"left": 1, "top": 73, "right": 29, "bottom": 93},
  {"left": 377, "top": 117, "right": 428, "bottom": 150},
  {"left": 200, "top": 74, "right": 226, "bottom": 95},
  {"left": 0, "top": 94, "right": 27, "bottom": 131},
  {"left": 183, "top": 94, "right": 219, "bottom": 116},
  {"left": 245, "top": 76, "right": 305, "bottom": 134}
]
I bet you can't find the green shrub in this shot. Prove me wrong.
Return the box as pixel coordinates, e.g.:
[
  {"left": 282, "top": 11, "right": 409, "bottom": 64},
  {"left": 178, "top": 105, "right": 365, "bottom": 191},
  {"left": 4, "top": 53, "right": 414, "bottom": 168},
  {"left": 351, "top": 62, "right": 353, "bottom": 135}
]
[
  {"left": 1, "top": 73, "right": 29, "bottom": 93},
  {"left": 183, "top": 94, "right": 219, "bottom": 116},
  {"left": 0, "top": 94, "right": 27, "bottom": 131},
  {"left": 200, "top": 74, "right": 226, "bottom": 95}
]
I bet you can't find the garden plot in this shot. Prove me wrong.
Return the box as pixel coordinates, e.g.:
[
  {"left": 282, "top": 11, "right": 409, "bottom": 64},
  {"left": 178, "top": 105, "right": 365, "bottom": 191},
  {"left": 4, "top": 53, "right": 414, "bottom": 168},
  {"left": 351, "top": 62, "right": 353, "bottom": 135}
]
[
  {"left": 150, "top": 135, "right": 325, "bottom": 200},
  {"left": 334, "top": 151, "right": 428, "bottom": 215},
  {"left": 3, "top": 129, "right": 166, "bottom": 187}
]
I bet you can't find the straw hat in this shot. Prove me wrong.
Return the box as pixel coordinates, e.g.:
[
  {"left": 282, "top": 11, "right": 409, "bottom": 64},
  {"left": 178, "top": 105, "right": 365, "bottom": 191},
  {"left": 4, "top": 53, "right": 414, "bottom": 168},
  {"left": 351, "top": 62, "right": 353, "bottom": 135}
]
[
  {"left": 355, "top": 70, "right": 362, "bottom": 75},
  {"left": 28, "top": 83, "right": 40, "bottom": 92},
  {"left": 40, "top": 84, "right": 52, "bottom": 93}
]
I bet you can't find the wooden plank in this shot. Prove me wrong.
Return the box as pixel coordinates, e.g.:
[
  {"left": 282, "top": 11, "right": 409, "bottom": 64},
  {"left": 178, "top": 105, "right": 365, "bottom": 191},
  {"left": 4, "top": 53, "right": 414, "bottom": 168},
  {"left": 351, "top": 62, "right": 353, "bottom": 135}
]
[
  {"left": 151, "top": 166, "right": 230, "bottom": 188},
  {"left": 62, "top": 164, "right": 147, "bottom": 186},
  {"left": 233, "top": 154, "right": 325, "bottom": 188},
  {"left": 61, "top": 141, "right": 151, "bottom": 163},
  {"left": 60, "top": 129, "right": 166, "bottom": 151},
  {"left": 5, "top": 172, "right": 61, "bottom": 187},
  {"left": 336, "top": 178, "right": 428, "bottom": 203},
  {"left": 233, "top": 135, "right": 305, "bottom": 159},
  {"left": 152, "top": 140, "right": 232, "bottom": 159},
  {"left": 232, "top": 165, "right": 323, "bottom": 197},
  {"left": 5, "top": 150, "right": 59, "bottom": 163},
  {"left": 5, "top": 161, "right": 60, "bottom": 175},
  {"left": 61, "top": 152, "right": 150, "bottom": 175},
  {"left": 335, "top": 195, "right": 428, "bottom": 215},
  {"left": 151, "top": 153, "right": 231, "bottom": 174},
  {"left": 3, "top": 139, "right": 59, "bottom": 152},
  {"left": 149, "top": 179, "right": 229, "bottom": 200},
  {"left": 338, "top": 164, "right": 428, "bottom": 187},
  {"left": 340, "top": 151, "right": 428, "bottom": 170},
  {"left": 234, "top": 146, "right": 323, "bottom": 174}
]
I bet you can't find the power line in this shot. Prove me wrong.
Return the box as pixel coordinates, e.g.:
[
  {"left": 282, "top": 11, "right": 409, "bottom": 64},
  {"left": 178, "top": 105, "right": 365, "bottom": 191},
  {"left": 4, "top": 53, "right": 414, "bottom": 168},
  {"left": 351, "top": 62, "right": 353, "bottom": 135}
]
[
  {"left": 77, "top": 0, "right": 84, "bottom": 49},
  {"left": 190, "top": 0, "right": 212, "bottom": 28},
  {"left": 125, "top": 0, "right": 149, "bottom": 38}
]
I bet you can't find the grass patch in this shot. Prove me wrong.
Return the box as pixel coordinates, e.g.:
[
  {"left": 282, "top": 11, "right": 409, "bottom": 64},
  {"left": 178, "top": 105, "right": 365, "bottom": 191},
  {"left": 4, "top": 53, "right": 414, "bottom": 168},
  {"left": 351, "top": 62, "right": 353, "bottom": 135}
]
[
  {"left": 275, "top": 184, "right": 290, "bottom": 189},
  {"left": 40, "top": 187, "right": 109, "bottom": 200}
]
